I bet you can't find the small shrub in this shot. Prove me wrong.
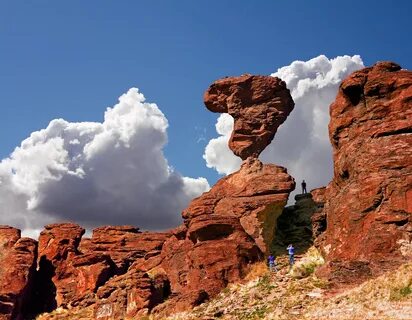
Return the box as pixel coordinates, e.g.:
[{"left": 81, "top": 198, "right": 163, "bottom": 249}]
[
  {"left": 290, "top": 247, "right": 324, "bottom": 279},
  {"left": 256, "top": 274, "right": 275, "bottom": 291},
  {"left": 390, "top": 285, "right": 412, "bottom": 301},
  {"left": 239, "top": 305, "right": 268, "bottom": 320}
]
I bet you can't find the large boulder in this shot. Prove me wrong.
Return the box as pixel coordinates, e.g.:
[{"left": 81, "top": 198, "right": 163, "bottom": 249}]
[
  {"left": 204, "top": 74, "right": 294, "bottom": 160},
  {"left": 157, "top": 157, "right": 295, "bottom": 313},
  {"left": 0, "top": 226, "right": 37, "bottom": 320},
  {"left": 317, "top": 62, "right": 412, "bottom": 284}
]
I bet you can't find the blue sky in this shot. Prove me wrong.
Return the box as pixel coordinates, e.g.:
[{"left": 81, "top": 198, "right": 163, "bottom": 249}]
[
  {"left": 1, "top": 1, "right": 411, "bottom": 185},
  {"left": 0, "top": 1, "right": 411, "bottom": 234}
]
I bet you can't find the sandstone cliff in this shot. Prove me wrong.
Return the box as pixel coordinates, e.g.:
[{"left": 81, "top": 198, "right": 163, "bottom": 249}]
[{"left": 316, "top": 61, "right": 412, "bottom": 284}]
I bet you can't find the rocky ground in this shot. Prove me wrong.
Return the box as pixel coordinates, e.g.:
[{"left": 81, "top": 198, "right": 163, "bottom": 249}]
[
  {"left": 35, "top": 249, "right": 412, "bottom": 320},
  {"left": 164, "top": 250, "right": 412, "bottom": 320}
]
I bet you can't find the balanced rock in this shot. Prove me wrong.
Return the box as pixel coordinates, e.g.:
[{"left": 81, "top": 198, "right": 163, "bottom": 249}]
[
  {"left": 204, "top": 74, "right": 294, "bottom": 160},
  {"left": 0, "top": 226, "right": 37, "bottom": 320},
  {"left": 317, "top": 62, "right": 412, "bottom": 283}
]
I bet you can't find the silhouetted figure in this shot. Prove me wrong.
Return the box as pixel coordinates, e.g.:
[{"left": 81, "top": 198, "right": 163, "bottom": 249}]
[{"left": 301, "top": 180, "right": 307, "bottom": 194}]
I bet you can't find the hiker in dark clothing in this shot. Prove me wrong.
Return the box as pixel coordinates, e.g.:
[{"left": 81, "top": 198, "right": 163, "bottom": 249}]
[
  {"left": 268, "top": 254, "right": 277, "bottom": 272},
  {"left": 287, "top": 244, "right": 295, "bottom": 266},
  {"left": 301, "top": 180, "right": 307, "bottom": 194}
]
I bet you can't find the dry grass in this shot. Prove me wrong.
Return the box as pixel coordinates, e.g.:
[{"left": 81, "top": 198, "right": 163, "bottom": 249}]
[
  {"left": 303, "top": 262, "right": 412, "bottom": 320},
  {"left": 289, "top": 247, "right": 324, "bottom": 279},
  {"left": 36, "top": 307, "right": 94, "bottom": 320},
  {"left": 244, "top": 261, "right": 268, "bottom": 282},
  {"left": 35, "top": 253, "right": 412, "bottom": 320}
]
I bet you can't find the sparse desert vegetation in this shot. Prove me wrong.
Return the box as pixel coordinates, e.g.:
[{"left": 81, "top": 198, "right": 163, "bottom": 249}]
[{"left": 164, "top": 253, "right": 412, "bottom": 320}]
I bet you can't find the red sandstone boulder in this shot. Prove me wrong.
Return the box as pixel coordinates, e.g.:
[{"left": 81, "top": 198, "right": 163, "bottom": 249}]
[
  {"left": 157, "top": 158, "right": 295, "bottom": 313},
  {"left": 0, "top": 226, "right": 37, "bottom": 320},
  {"left": 37, "top": 223, "right": 84, "bottom": 265},
  {"left": 204, "top": 74, "right": 294, "bottom": 160},
  {"left": 317, "top": 62, "right": 412, "bottom": 283}
]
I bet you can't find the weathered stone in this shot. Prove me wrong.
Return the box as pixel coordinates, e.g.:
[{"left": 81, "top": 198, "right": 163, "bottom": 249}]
[
  {"left": 317, "top": 62, "right": 412, "bottom": 283},
  {"left": 310, "top": 187, "right": 327, "bottom": 241},
  {"left": 0, "top": 226, "right": 37, "bottom": 320},
  {"left": 204, "top": 74, "right": 294, "bottom": 160},
  {"left": 157, "top": 158, "right": 294, "bottom": 313},
  {"left": 79, "top": 226, "right": 169, "bottom": 274}
]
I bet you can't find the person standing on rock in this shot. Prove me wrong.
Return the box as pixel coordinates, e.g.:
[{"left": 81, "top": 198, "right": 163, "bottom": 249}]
[
  {"left": 301, "top": 180, "right": 307, "bottom": 194},
  {"left": 287, "top": 244, "right": 295, "bottom": 267},
  {"left": 268, "top": 253, "right": 277, "bottom": 272}
]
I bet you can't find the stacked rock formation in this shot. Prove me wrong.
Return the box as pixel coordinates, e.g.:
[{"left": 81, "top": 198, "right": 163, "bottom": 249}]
[
  {"left": 150, "top": 75, "right": 296, "bottom": 314},
  {"left": 0, "top": 74, "right": 296, "bottom": 320},
  {"left": 316, "top": 62, "right": 412, "bottom": 284},
  {"left": 204, "top": 74, "right": 294, "bottom": 159}
]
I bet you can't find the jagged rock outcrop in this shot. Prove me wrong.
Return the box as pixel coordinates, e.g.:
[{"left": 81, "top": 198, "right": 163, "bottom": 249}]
[
  {"left": 157, "top": 157, "right": 295, "bottom": 313},
  {"left": 204, "top": 74, "right": 294, "bottom": 159},
  {"left": 317, "top": 62, "right": 412, "bottom": 284},
  {"left": 33, "top": 223, "right": 170, "bottom": 318},
  {"left": 0, "top": 226, "right": 37, "bottom": 320},
  {"left": 79, "top": 226, "right": 169, "bottom": 274}
]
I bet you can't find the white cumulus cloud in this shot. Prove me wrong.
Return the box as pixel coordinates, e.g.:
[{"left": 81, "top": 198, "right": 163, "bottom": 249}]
[
  {"left": 0, "top": 88, "right": 209, "bottom": 236},
  {"left": 203, "top": 55, "right": 364, "bottom": 199}
]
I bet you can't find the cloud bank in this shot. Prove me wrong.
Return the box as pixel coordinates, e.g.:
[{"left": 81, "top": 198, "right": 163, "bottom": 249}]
[
  {"left": 203, "top": 55, "right": 364, "bottom": 199},
  {"left": 0, "top": 88, "right": 209, "bottom": 236}
]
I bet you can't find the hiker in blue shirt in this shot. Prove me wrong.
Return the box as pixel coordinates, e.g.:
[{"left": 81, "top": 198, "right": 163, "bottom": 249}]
[
  {"left": 287, "top": 244, "right": 295, "bottom": 266},
  {"left": 268, "top": 253, "right": 277, "bottom": 272}
]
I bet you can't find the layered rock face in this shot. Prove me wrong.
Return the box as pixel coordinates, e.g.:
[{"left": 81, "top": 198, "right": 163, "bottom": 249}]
[
  {"left": 204, "top": 74, "right": 294, "bottom": 159},
  {"left": 317, "top": 62, "right": 412, "bottom": 284},
  {"left": 0, "top": 226, "right": 37, "bottom": 320},
  {"left": 154, "top": 75, "right": 295, "bottom": 313},
  {"left": 158, "top": 157, "right": 294, "bottom": 313}
]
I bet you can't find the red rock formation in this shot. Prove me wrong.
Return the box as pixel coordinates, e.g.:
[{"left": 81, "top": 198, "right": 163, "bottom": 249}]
[
  {"left": 317, "top": 62, "right": 412, "bottom": 284},
  {"left": 150, "top": 75, "right": 295, "bottom": 313},
  {"left": 0, "top": 226, "right": 37, "bottom": 320},
  {"left": 310, "top": 187, "right": 327, "bottom": 241},
  {"left": 35, "top": 223, "right": 171, "bottom": 312},
  {"left": 157, "top": 157, "right": 295, "bottom": 313},
  {"left": 204, "top": 74, "right": 294, "bottom": 160},
  {"left": 2, "top": 73, "right": 296, "bottom": 319},
  {"left": 79, "top": 226, "right": 169, "bottom": 274},
  {"left": 36, "top": 223, "right": 89, "bottom": 307}
]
